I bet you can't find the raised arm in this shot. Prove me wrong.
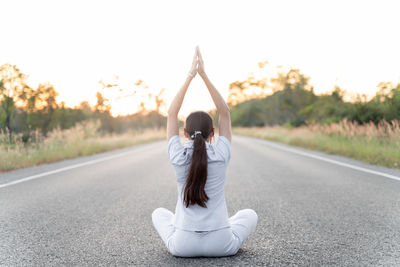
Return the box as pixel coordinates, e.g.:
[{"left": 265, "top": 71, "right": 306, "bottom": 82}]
[
  {"left": 197, "top": 46, "right": 232, "bottom": 142},
  {"left": 167, "top": 48, "right": 198, "bottom": 141}
]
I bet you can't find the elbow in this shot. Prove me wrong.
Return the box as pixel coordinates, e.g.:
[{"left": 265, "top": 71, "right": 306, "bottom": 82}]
[{"left": 167, "top": 108, "right": 177, "bottom": 117}]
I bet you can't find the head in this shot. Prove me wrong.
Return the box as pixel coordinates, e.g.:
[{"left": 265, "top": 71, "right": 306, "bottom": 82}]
[
  {"left": 183, "top": 111, "right": 215, "bottom": 143},
  {"left": 182, "top": 111, "right": 214, "bottom": 208}
]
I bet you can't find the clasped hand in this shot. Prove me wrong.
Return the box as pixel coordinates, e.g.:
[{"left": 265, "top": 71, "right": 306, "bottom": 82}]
[{"left": 188, "top": 46, "right": 205, "bottom": 78}]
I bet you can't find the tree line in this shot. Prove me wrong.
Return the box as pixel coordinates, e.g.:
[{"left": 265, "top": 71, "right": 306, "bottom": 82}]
[
  {"left": 1, "top": 62, "right": 399, "bottom": 144},
  {"left": 228, "top": 66, "right": 400, "bottom": 127},
  {"left": 0, "top": 64, "right": 166, "bottom": 143}
]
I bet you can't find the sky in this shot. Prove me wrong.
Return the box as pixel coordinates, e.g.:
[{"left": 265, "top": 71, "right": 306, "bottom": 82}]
[{"left": 1, "top": 0, "right": 400, "bottom": 117}]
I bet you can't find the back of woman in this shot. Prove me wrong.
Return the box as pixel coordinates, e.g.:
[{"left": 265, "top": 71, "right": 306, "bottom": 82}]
[
  {"left": 152, "top": 46, "right": 258, "bottom": 257},
  {"left": 168, "top": 128, "right": 231, "bottom": 232}
]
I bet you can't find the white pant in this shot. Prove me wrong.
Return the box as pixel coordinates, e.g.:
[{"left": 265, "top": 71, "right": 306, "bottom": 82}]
[{"left": 151, "top": 208, "right": 258, "bottom": 257}]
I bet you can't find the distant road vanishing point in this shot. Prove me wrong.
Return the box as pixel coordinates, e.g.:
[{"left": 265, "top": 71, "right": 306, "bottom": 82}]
[{"left": 1, "top": 135, "right": 400, "bottom": 266}]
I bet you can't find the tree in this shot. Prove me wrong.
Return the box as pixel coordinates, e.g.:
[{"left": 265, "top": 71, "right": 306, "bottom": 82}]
[
  {"left": 299, "top": 85, "right": 349, "bottom": 125},
  {"left": 227, "top": 75, "right": 268, "bottom": 107},
  {"left": 155, "top": 88, "right": 166, "bottom": 114},
  {"left": 78, "top": 101, "right": 92, "bottom": 112},
  {"left": 227, "top": 60, "right": 269, "bottom": 106},
  {"left": 230, "top": 68, "right": 317, "bottom": 127},
  {"left": 95, "top": 92, "right": 111, "bottom": 113},
  {"left": 25, "top": 82, "right": 59, "bottom": 135},
  {"left": 0, "top": 64, "right": 29, "bottom": 142},
  {"left": 37, "top": 83, "right": 59, "bottom": 135}
]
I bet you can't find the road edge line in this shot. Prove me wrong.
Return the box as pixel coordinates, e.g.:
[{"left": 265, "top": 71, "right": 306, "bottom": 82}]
[
  {"left": 247, "top": 136, "right": 400, "bottom": 182},
  {"left": 0, "top": 150, "right": 135, "bottom": 189}
]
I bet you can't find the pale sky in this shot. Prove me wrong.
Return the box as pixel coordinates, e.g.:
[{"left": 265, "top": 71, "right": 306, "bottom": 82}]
[{"left": 1, "top": 0, "right": 400, "bottom": 117}]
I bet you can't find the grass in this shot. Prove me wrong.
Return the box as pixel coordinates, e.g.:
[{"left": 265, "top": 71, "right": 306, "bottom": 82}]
[
  {"left": 233, "top": 119, "right": 400, "bottom": 170},
  {"left": 2, "top": 119, "right": 399, "bottom": 173},
  {"left": 0, "top": 120, "right": 166, "bottom": 173}
]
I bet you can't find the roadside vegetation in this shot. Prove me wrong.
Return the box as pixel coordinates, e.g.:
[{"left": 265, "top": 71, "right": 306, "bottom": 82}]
[
  {"left": 229, "top": 68, "right": 400, "bottom": 128},
  {"left": 234, "top": 119, "right": 400, "bottom": 169},
  {"left": 1, "top": 61, "right": 399, "bottom": 172},
  {"left": 0, "top": 120, "right": 165, "bottom": 172}
]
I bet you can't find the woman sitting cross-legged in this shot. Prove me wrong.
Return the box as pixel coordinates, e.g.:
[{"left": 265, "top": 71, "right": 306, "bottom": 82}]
[{"left": 152, "top": 46, "right": 258, "bottom": 257}]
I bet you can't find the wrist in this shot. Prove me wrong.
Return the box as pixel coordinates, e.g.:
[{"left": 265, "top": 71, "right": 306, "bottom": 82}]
[
  {"left": 186, "top": 74, "right": 194, "bottom": 82},
  {"left": 199, "top": 71, "right": 207, "bottom": 79}
]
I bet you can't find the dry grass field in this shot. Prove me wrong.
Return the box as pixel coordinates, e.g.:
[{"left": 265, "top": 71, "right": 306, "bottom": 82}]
[
  {"left": 234, "top": 119, "right": 400, "bottom": 169},
  {"left": 0, "top": 120, "right": 165, "bottom": 172}
]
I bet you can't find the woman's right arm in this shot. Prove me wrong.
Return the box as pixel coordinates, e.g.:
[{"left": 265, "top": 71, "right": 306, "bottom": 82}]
[
  {"left": 197, "top": 46, "right": 232, "bottom": 142},
  {"left": 167, "top": 47, "right": 198, "bottom": 141}
]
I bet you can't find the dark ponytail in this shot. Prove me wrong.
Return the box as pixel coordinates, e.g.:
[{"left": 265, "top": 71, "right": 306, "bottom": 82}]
[{"left": 183, "top": 111, "right": 213, "bottom": 208}]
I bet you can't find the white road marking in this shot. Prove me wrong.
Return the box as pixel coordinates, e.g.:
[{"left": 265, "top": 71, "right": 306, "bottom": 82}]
[
  {"left": 249, "top": 137, "right": 400, "bottom": 182},
  {"left": 0, "top": 150, "right": 136, "bottom": 189},
  {"left": 2, "top": 136, "right": 399, "bottom": 189}
]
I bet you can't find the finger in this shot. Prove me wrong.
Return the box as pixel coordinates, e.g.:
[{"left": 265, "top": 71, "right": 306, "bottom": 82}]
[
  {"left": 196, "top": 46, "right": 202, "bottom": 60},
  {"left": 197, "top": 47, "right": 204, "bottom": 62},
  {"left": 197, "top": 45, "right": 202, "bottom": 57},
  {"left": 193, "top": 57, "right": 199, "bottom": 67}
]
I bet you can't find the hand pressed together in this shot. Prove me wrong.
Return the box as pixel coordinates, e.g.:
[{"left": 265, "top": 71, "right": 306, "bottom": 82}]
[{"left": 188, "top": 45, "right": 206, "bottom": 78}]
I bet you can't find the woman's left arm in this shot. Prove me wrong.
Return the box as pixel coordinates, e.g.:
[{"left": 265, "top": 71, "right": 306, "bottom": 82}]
[{"left": 167, "top": 48, "right": 198, "bottom": 141}]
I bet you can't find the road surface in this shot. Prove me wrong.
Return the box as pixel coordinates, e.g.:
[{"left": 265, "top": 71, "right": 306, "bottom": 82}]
[{"left": 1, "top": 135, "right": 400, "bottom": 266}]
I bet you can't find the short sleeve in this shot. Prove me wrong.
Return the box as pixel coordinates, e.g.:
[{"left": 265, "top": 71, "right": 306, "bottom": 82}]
[
  {"left": 215, "top": 135, "right": 231, "bottom": 163},
  {"left": 167, "top": 135, "right": 184, "bottom": 165}
]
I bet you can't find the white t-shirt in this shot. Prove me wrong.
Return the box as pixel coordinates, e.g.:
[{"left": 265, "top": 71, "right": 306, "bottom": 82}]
[{"left": 167, "top": 135, "right": 231, "bottom": 231}]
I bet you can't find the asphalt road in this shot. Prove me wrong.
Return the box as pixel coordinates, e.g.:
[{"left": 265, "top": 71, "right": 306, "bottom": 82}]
[{"left": 1, "top": 135, "right": 400, "bottom": 266}]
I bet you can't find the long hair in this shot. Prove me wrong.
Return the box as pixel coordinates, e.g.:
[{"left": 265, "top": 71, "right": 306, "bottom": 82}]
[{"left": 183, "top": 111, "right": 214, "bottom": 208}]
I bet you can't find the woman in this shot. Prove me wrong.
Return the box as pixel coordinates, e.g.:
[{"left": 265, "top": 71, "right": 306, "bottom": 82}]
[{"left": 152, "top": 46, "right": 258, "bottom": 257}]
